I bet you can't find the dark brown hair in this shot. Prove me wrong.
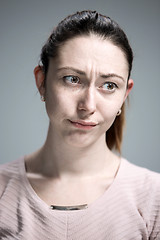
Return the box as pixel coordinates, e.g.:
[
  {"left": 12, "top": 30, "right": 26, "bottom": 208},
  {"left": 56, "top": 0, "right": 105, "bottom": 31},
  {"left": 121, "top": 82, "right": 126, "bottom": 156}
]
[{"left": 39, "top": 10, "right": 133, "bottom": 153}]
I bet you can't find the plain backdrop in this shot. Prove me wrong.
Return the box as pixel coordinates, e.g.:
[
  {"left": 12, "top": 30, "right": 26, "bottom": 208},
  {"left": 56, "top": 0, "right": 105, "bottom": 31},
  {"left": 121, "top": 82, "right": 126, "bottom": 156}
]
[{"left": 0, "top": 0, "right": 160, "bottom": 172}]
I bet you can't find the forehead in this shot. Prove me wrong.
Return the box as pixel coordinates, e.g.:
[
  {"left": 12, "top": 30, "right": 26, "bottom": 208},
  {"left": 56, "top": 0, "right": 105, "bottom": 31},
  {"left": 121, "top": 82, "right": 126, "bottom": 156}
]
[{"left": 52, "top": 35, "right": 128, "bottom": 78}]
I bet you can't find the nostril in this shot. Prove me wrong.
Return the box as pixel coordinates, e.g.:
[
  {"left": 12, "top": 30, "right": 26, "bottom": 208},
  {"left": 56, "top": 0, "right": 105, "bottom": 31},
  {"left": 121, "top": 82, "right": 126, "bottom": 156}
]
[
  {"left": 77, "top": 101, "right": 96, "bottom": 114},
  {"left": 78, "top": 101, "right": 87, "bottom": 111}
]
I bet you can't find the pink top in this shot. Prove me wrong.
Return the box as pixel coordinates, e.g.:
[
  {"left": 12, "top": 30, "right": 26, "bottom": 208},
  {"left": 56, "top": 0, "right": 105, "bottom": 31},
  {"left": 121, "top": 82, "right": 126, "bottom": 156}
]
[{"left": 0, "top": 157, "right": 160, "bottom": 239}]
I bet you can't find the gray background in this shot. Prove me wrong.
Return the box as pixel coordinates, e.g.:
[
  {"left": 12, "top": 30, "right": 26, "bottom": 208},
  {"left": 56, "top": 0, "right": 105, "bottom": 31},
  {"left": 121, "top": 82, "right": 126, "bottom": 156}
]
[{"left": 0, "top": 0, "right": 160, "bottom": 172}]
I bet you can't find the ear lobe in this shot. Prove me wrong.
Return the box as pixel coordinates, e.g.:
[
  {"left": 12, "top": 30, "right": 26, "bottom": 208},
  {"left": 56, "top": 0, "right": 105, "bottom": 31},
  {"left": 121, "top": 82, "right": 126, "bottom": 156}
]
[
  {"left": 34, "top": 66, "right": 45, "bottom": 96},
  {"left": 124, "top": 79, "right": 134, "bottom": 102}
]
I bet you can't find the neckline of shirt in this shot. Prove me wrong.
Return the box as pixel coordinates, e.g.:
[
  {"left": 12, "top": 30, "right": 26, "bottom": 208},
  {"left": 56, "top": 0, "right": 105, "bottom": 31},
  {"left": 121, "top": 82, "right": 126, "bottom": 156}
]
[{"left": 19, "top": 156, "right": 127, "bottom": 214}]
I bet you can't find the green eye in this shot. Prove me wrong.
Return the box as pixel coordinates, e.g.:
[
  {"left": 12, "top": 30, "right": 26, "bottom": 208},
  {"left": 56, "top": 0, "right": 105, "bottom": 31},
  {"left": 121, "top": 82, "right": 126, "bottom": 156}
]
[
  {"left": 102, "top": 82, "right": 117, "bottom": 91},
  {"left": 63, "top": 76, "right": 80, "bottom": 84}
]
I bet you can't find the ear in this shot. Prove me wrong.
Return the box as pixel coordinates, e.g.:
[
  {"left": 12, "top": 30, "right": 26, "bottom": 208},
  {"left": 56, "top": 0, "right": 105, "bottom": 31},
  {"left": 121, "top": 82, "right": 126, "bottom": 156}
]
[
  {"left": 34, "top": 66, "right": 45, "bottom": 96},
  {"left": 123, "top": 79, "right": 134, "bottom": 102}
]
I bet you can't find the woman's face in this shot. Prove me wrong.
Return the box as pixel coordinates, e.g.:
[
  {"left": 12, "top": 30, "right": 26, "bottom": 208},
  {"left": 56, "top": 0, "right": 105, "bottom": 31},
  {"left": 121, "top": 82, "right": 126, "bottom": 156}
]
[{"left": 36, "top": 34, "right": 133, "bottom": 147}]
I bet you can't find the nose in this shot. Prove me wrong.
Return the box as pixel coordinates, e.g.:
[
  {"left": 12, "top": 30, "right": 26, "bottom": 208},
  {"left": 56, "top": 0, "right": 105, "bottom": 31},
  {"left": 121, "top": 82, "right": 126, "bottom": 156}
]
[{"left": 77, "top": 86, "right": 96, "bottom": 115}]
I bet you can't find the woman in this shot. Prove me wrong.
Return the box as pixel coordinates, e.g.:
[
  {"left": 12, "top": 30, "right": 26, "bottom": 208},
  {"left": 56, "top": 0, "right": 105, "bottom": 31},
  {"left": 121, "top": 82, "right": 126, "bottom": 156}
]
[{"left": 0, "top": 10, "right": 159, "bottom": 240}]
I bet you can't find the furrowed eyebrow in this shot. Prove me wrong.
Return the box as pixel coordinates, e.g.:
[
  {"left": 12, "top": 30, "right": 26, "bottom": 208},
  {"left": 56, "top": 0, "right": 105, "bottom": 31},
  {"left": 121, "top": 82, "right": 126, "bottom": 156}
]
[
  {"left": 57, "top": 67, "right": 125, "bottom": 82},
  {"left": 100, "top": 73, "right": 125, "bottom": 82},
  {"left": 57, "top": 67, "right": 86, "bottom": 76}
]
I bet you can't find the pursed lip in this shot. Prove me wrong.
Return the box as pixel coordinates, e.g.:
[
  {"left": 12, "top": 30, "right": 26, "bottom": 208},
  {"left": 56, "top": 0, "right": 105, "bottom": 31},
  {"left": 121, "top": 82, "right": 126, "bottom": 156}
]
[{"left": 69, "top": 120, "right": 98, "bottom": 126}]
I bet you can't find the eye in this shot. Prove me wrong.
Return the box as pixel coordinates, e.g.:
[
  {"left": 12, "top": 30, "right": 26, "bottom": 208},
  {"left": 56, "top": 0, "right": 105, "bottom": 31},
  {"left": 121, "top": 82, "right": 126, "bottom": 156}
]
[
  {"left": 63, "top": 75, "right": 80, "bottom": 85},
  {"left": 101, "top": 82, "right": 118, "bottom": 92}
]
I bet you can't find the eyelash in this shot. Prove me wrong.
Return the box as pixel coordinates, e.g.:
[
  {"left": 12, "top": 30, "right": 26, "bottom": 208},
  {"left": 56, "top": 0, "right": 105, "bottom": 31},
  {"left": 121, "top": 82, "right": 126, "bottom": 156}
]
[
  {"left": 63, "top": 75, "right": 118, "bottom": 92},
  {"left": 101, "top": 82, "right": 118, "bottom": 92},
  {"left": 63, "top": 75, "right": 80, "bottom": 84}
]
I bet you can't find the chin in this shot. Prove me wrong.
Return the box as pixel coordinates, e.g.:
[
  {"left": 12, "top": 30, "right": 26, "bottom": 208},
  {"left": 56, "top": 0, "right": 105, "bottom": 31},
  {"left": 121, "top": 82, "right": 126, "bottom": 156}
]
[{"left": 64, "top": 134, "right": 103, "bottom": 149}]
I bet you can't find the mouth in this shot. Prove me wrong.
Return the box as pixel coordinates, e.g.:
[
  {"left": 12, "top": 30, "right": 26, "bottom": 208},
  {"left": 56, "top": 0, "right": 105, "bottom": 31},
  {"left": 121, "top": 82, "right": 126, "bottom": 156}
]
[{"left": 69, "top": 120, "right": 97, "bottom": 130}]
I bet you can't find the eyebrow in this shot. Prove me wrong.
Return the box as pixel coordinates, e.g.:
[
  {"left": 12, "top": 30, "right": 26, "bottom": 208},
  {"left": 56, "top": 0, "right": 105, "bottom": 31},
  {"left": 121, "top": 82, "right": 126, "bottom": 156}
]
[
  {"left": 100, "top": 73, "right": 125, "bottom": 82},
  {"left": 57, "top": 67, "right": 125, "bottom": 82},
  {"left": 57, "top": 67, "right": 85, "bottom": 75}
]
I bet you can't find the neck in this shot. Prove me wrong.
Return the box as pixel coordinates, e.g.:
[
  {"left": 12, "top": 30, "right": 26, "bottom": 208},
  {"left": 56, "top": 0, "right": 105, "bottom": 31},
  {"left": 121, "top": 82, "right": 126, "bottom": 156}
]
[{"left": 31, "top": 124, "right": 118, "bottom": 179}]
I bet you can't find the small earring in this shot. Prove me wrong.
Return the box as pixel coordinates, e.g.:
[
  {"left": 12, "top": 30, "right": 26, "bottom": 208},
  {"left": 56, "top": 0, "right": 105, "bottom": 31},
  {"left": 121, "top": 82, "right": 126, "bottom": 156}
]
[
  {"left": 117, "top": 109, "right": 121, "bottom": 116},
  {"left": 40, "top": 95, "right": 45, "bottom": 102}
]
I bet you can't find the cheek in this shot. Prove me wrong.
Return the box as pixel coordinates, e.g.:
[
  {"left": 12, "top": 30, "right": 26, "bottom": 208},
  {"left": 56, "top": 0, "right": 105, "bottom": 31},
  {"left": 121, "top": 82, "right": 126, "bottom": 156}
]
[
  {"left": 45, "top": 87, "right": 75, "bottom": 120},
  {"left": 98, "top": 93, "right": 125, "bottom": 132},
  {"left": 99, "top": 102, "right": 121, "bottom": 133},
  {"left": 99, "top": 96, "right": 124, "bottom": 120},
  {"left": 101, "top": 107, "right": 117, "bottom": 131}
]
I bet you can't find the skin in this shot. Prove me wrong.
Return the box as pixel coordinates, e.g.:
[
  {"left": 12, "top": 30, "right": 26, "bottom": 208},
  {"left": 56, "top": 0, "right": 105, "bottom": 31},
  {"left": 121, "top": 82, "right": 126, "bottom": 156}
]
[{"left": 25, "top": 34, "right": 133, "bottom": 206}]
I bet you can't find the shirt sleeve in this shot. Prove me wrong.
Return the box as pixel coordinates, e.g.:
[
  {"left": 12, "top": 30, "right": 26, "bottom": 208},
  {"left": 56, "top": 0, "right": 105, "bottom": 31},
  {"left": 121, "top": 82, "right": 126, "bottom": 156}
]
[{"left": 147, "top": 172, "right": 160, "bottom": 239}]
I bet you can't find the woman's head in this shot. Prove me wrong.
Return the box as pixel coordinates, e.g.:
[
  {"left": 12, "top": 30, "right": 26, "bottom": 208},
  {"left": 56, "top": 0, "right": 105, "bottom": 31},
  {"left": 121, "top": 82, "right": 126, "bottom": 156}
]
[
  {"left": 37, "top": 10, "right": 134, "bottom": 153},
  {"left": 40, "top": 10, "right": 133, "bottom": 81}
]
